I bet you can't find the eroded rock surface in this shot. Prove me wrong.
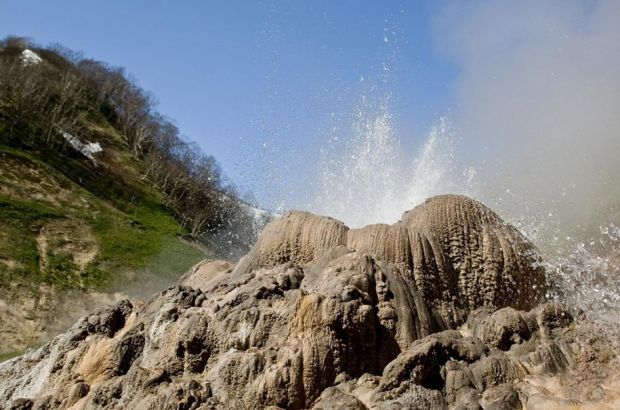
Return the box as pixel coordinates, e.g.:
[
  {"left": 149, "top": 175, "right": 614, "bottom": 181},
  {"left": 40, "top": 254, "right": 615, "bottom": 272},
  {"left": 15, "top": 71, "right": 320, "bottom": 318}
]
[
  {"left": 402, "top": 195, "right": 546, "bottom": 328},
  {"left": 0, "top": 195, "right": 617, "bottom": 409}
]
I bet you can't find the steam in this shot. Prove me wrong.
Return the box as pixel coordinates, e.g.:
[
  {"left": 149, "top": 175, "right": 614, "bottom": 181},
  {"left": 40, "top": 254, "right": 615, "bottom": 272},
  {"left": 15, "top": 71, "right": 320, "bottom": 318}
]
[
  {"left": 433, "top": 0, "right": 620, "bottom": 241},
  {"left": 431, "top": 1, "right": 620, "bottom": 322}
]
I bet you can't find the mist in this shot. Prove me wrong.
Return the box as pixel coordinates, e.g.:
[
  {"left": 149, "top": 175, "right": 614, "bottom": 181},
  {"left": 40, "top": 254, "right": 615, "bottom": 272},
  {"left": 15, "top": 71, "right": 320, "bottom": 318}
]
[{"left": 433, "top": 0, "right": 620, "bottom": 241}]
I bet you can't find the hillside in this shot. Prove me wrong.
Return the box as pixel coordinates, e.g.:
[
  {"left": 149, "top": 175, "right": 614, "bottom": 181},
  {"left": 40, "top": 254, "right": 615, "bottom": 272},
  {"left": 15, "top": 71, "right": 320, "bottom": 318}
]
[{"left": 0, "top": 38, "right": 259, "bottom": 358}]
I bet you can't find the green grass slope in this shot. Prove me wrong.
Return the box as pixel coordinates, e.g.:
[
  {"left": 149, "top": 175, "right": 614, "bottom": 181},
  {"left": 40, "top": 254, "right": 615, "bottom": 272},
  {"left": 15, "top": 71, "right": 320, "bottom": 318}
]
[{"left": 0, "top": 117, "right": 208, "bottom": 293}]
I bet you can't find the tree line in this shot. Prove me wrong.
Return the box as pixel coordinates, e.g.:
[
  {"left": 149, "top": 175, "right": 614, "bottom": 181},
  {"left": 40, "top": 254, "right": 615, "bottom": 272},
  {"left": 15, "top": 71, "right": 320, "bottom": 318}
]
[{"left": 0, "top": 36, "right": 266, "bottom": 248}]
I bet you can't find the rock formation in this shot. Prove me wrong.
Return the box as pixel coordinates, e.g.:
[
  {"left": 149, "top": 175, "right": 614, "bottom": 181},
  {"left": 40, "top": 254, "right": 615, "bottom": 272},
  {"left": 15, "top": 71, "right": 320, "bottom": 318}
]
[
  {"left": 402, "top": 195, "right": 546, "bottom": 329},
  {"left": 239, "top": 195, "right": 546, "bottom": 330},
  {"left": 0, "top": 195, "right": 618, "bottom": 409}
]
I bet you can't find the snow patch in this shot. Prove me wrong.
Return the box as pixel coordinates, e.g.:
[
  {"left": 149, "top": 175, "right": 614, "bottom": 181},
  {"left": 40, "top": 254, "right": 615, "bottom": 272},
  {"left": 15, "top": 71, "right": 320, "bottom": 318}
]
[
  {"left": 20, "top": 49, "right": 43, "bottom": 65},
  {"left": 60, "top": 131, "right": 103, "bottom": 162}
]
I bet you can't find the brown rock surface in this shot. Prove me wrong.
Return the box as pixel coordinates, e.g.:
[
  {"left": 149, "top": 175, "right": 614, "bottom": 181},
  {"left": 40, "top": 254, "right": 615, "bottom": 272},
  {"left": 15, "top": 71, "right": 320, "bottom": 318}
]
[
  {"left": 0, "top": 195, "right": 616, "bottom": 409},
  {"left": 403, "top": 195, "right": 547, "bottom": 327},
  {"left": 241, "top": 211, "right": 348, "bottom": 272},
  {"left": 346, "top": 223, "right": 412, "bottom": 274}
]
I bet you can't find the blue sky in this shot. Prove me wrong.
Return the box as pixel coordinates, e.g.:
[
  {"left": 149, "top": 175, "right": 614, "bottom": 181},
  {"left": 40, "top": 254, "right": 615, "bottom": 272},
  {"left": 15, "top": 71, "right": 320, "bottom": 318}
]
[{"left": 0, "top": 1, "right": 457, "bottom": 205}]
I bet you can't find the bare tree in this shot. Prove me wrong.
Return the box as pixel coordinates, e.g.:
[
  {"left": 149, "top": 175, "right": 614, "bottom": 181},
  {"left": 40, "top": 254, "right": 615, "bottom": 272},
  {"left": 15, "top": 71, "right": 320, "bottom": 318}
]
[{"left": 0, "top": 36, "right": 258, "bottom": 244}]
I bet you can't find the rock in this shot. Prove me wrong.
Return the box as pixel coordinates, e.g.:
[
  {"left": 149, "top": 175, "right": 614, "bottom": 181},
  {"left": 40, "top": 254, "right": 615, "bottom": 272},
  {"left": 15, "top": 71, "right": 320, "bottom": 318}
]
[
  {"left": 65, "top": 382, "right": 90, "bottom": 407},
  {"left": 243, "top": 211, "right": 348, "bottom": 272},
  {"left": 7, "top": 398, "right": 33, "bottom": 410},
  {"left": 379, "top": 330, "right": 487, "bottom": 392},
  {"left": 275, "top": 264, "right": 304, "bottom": 290},
  {"left": 347, "top": 223, "right": 412, "bottom": 275},
  {"left": 376, "top": 384, "right": 447, "bottom": 409},
  {"left": 0, "top": 195, "right": 616, "bottom": 409},
  {"left": 239, "top": 195, "right": 547, "bottom": 331},
  {"left": 312, "top": 386, "right": 368, "bottom": 409},
  {"left": 469, "top": 307, "right": 535, "bottom": 351},
  {"left": 534, "top": 303, "right": 573, "bottom": 336},
  {"left": 444, "top": 360, "right": 491, "bottom": 408},
  {"left": 479, "top": 384, "right": 521, "bottom": 410},
  {"left": 470, "top": 352, "right": 520, "bottom": 390},
  {"left": 178, "top": 259, "right": 234, "bottom": 291},
  {"left": 518, "top": 340, "right": 569, "bottom": 375},
  {"left": 402, "top": 195, "right": 547, "bottom": 327}
]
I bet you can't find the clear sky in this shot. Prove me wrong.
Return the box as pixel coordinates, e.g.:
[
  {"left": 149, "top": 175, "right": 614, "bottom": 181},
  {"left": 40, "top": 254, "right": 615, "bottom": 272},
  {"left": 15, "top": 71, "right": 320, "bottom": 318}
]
[{"left": 0, "top": 0, "right": 457, "bottom": 206}]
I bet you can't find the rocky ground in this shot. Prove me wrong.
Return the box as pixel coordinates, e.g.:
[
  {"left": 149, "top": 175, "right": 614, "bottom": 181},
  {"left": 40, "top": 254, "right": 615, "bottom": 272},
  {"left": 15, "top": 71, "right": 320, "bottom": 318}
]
[
  {"left": 0, "top": 195, "right": 618, "bottom": 409},
  {"left": 0, "top": 285, "right": 127, "bottom": 358}
]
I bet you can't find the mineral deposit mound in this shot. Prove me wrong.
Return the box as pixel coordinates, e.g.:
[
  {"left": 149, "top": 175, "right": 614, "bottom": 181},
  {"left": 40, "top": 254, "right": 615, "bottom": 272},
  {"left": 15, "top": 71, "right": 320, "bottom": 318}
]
[{"left": 1, "top": 195, "right": 618, "bottom": 409}]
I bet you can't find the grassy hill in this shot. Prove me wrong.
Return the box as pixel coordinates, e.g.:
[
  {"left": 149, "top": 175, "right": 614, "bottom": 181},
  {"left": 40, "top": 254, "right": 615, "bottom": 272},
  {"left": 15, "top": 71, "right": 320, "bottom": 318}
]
[
  {"left": 0, "top": 135, "right": 208, "bottom": 358},
  {"left": 0, "top": 38, "right": 255, "bottom": 356},
  {"left": 0, "top": 129, "right": 207, "bottom": 291}
]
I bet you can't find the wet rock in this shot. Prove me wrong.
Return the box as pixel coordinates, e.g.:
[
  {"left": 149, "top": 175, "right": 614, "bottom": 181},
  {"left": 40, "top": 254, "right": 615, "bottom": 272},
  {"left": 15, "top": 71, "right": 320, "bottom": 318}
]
[
  {"left": 243, "top": 211, "right": 349, "bottom": 272},
  {"left": 470, "top": 353, "right": 520, "bottom": 390},
  {"left": 470, "top": 307, "right": 535, "bottom": 350},
  {"left": 379, "top": 330, "right": 487, "bottom": 392},
  {"left": 8, "top": 398, "right": 33, "bottom": 410},
  {"left": 114, "top": 325, "right": 145, "bottom": 375},
  {"left": 534, "top": 302, "right": 573, "bottom": 336},
  {"left": 518, "top": 340, "right": 569, "bottom": 374},
  {"left": 347, "top": 223, "right": 412, "bottom": 275},
  {"left": 178, "top": 259, "right": 233, "bottom": 292},
  {"left": 402, "top": 195, "right": 547, "bottom": 327},
  {"left": 479, "top": 384, "right": 521, "bottom": 410},
  {"left": 312, "top": 386, "right": 368, "bottom": 409}
]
